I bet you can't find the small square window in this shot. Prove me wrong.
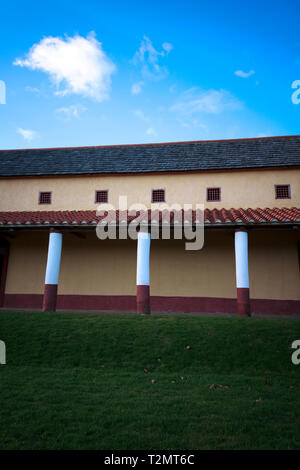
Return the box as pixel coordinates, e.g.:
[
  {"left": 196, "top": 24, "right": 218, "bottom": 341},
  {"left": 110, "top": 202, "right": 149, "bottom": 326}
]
[
  {"left": 275, "top": 185, "right": 290, "bottom": 199},
  {"left": 95, "top": 190, "right": 108, "bottom": 203},
  {"left": 207, "top": 187, "right": 221, "bottom": 202},
  {"left": 39, "top": 192, "right": 51, "bottom": 204},
  {"left": 152, "top": 189, "right": 165, "bottom": 203}
]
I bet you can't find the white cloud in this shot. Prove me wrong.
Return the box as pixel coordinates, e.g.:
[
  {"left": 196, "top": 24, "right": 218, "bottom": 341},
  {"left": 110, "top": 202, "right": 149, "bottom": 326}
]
[
  {"left": 162, "top": 42, "right": 173, "bottom": 54},
  {"left": 131, "top": 81, "right": 144, "bottom": 95},
  {"left": 146, "top": 127, "right": 157, "bottom": 136},
  {"left": 170, "top": 88, "right": 243, "bottom": 115},
  {"left": 14, "top": 33, "right": 116, "bottom": 101},
  {"left": 56, "top": 104, "right": 87, "bottom": 120},
  {"left": 132, "top": 109, "right": 150, "bottom": 122},
  {"left": 17, "top": 128, "right": 38, "bottom": 141},
  {"left": 25, "top": 86, "right": 40, "bottom": 93},
  {"left": 234, "top": 69, "right": 255, "bottom": 78},
  {"left": 133, "top": 36, "right": 173, "bottom": 80},
  {"left": 177, "top": 118, "right": 208, "bottom": 130}
]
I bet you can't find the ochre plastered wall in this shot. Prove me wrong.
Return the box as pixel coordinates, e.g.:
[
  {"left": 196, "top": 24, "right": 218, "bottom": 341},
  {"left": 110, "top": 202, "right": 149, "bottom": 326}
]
[
  {"left": 1, "top": 168, "right": 299, "bottom": 211},
  {"left": 5, "top": 232, "right": 48, "bottom": 295},
  {"left": 5, "top": 229, "right": 300, "bottom": 300},
  {"left": 58, "top": 235, "right": 136, "bottom": 296},
  {"left": 249, "top": 230, "right": 300, "bottom": 300},
  {"left": 150, "top": 233, "right": 236, "bottom": 298}
]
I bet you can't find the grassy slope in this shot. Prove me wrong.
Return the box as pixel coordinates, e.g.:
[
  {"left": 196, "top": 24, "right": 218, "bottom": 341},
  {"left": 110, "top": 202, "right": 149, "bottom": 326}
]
[{"left": 0, "top": 311, "right": 299, "bottom": 450}]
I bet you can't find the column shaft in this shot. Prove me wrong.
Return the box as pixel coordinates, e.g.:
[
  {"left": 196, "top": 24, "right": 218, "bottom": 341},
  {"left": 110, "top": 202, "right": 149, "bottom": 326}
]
[
  {"left": 136, "top": 232, "right": 151, "bottom": 314},
  {"left": 42, "top": 231, "right": 62, "bottom": 312},
  {"left": 234, "top": 229, "right": 251, "bottom": 317}
]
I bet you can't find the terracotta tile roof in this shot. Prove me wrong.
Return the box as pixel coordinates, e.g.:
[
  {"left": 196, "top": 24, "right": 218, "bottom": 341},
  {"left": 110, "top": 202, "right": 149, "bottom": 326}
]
[
  {"left": 0, "top": 208, "right": 299, "bottom": 227},
  {"left": 1, "top": 135, "right": 300, "bottom": 176}
]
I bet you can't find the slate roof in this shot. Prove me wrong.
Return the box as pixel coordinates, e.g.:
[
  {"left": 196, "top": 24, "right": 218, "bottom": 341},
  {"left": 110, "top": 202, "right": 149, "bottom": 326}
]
[
  {"left": 0, "top": 135, "right": 300, "bottom": 177},
  {"left": 0, "top": 208, "right": 299, "bottom": 227}
]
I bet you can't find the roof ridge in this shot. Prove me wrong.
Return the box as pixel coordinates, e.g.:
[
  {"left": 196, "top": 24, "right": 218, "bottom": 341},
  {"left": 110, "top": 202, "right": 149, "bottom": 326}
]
[
  {"left": 0, "top": 208, "right": 299, "bottom": 214},
  {"left": 1, "top": 134, "right": 300, "bottom": 153}
]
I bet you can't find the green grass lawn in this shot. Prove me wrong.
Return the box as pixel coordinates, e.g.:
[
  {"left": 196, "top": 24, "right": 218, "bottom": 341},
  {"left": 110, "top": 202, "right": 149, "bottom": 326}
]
[{"left": 0, "top": 310, "right": 299, "bottom": 450}]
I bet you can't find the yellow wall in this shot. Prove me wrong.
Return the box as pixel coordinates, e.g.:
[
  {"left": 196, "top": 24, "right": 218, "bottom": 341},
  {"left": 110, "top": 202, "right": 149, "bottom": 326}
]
[
  {"left": 151, "top": 234, "right": 237, "bottom": 298},
  {"left": 5, "top": 232, "right": 47, "bottom": 294},
  {"left": 249, "top": 231, "right": 300, "bottom": 300},
  {"left": 58, "top": 235, "right": 136, "bottom": 295},
  {"left": 1, "top": 167, "right": 299, "bottom": 211},
  {"left": 5, "top": 230, "right": 300, "bottom": 300}
]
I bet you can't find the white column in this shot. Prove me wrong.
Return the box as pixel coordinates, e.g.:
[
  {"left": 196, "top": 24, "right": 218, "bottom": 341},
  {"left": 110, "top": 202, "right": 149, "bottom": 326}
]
[
  {"left": 45, "top": 231, "right": 63, "bottom": 284},
  {"left": 234, "top": 230, "right": 249, "bottom": 288},
  {"left": 234, "top": 229, "right": 250, "bottom": 317},
  {"left": 136, "top": 232, "right": 151, "bottom": 286},
  {"left": 136, "top": 232, "right": 151, "bottom": 314},
  {"left": 43, "top": 231, "right": 63, "bottom": 312}
]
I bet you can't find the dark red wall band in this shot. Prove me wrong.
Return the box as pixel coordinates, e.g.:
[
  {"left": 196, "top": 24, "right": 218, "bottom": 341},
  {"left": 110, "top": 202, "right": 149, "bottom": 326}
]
[
  {"left": 3, "top": 293, "right": 300, "bottom": 315},
  {"left": 237, "top": 287, "right": 251, "bottom": 317},
  {"left": 42, "top": 284, "right": 58, "bottom": 312},
  {"left": 136, "top": 285, "right": 150, "bottom": 314}
]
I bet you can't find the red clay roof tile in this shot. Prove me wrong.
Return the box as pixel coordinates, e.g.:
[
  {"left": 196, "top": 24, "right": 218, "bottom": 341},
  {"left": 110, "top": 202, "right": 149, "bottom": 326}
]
[{"left": 0, "top": 208, "right": 299, "bottom": 226}]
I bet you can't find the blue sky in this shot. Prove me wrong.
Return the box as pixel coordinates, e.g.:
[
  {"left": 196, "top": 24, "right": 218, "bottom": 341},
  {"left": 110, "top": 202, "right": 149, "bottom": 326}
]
[{"left": 0, "top": 0, "right": 299, "bottom": 149}]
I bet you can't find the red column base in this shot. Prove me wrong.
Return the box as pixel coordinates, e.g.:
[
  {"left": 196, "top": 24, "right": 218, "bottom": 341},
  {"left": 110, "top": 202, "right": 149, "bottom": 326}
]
[
  {"left": 237, "top": 287, "right": 251, "bottom": 317},
  {"left": 137, "top": 285, "right": 150, "bottom": 314},
  {"left": 42, "top": 284, "right": 58, "bottom": 312}
]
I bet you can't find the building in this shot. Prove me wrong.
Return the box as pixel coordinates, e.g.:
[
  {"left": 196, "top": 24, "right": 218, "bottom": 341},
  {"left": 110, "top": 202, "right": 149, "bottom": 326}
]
[{"left": 0, "top": 135, "right": 299, "bottom": 316}]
